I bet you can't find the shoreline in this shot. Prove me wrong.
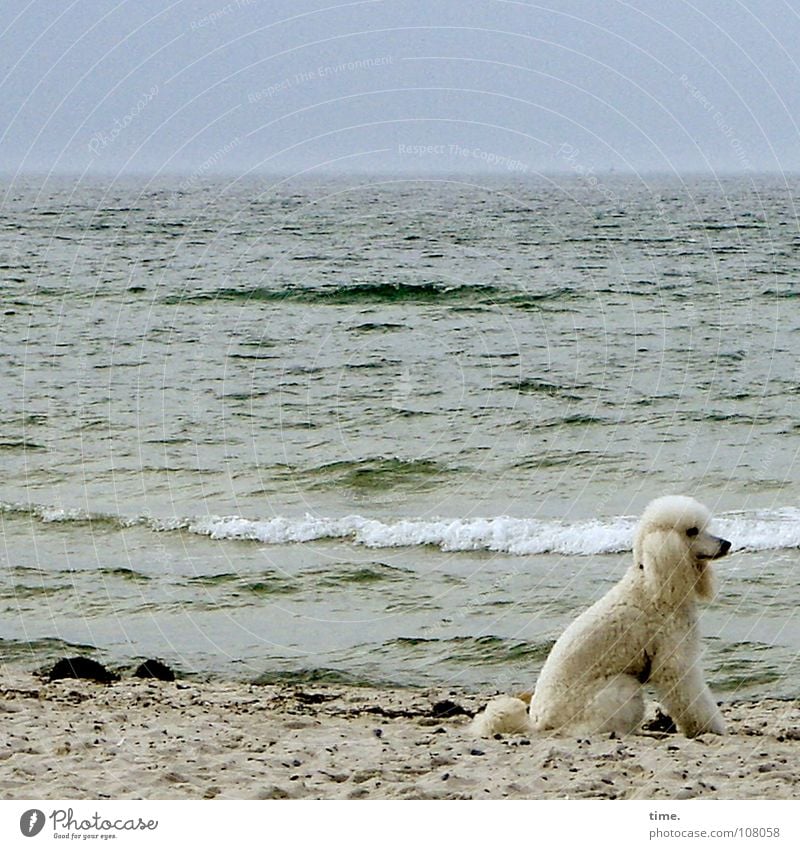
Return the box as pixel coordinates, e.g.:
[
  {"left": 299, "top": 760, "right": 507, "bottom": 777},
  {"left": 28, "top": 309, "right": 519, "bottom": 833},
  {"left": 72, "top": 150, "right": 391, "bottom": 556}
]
[{"left": 1, "top": 665, "right": 799, "bottom": 800}]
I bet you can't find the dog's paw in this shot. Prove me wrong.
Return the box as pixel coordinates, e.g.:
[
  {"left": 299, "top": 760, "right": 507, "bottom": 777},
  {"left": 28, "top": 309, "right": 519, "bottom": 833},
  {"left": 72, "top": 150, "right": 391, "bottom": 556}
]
[
  {"left": 680, "top": 715, "right": 726, "bottom": 738},
  {"left": 470, "top": 696, "right": 532, "bottom": 737}
]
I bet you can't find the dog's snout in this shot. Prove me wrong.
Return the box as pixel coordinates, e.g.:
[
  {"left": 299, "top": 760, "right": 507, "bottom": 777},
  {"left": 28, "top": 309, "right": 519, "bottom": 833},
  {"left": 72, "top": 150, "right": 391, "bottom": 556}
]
[{"left": 709, "top": 537, "right": 732, "bottom": 559}]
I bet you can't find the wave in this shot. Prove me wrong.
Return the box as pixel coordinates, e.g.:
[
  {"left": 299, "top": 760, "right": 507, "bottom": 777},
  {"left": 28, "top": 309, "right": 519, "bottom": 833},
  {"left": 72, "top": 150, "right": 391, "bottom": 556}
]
[
  {"left": 163, "top": 282, "right": 506, "bottom": 306},
  {"left": 262, "top": 457, "right": 456, "bottom": 493},
  {"left": 186, "top": 510, "right": 800, "bottom": 554},
  {"left": 4, "top": 501, "right": 799, "bottom": 556},
  {"left": 182, "top": 514, "right": 638, "bottom": 554},
  {"left": 0, "top": 502, "right": 136, "bottom": 528},
  {"left": 161, "top": 281, "right": 585, "bottom": 308}
]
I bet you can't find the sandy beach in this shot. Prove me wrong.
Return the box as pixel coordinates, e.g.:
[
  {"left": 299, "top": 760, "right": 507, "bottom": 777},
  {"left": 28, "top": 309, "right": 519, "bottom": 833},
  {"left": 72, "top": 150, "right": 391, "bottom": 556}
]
[{"left": 1, "top": 666, "right": 798, "bottom": 800}]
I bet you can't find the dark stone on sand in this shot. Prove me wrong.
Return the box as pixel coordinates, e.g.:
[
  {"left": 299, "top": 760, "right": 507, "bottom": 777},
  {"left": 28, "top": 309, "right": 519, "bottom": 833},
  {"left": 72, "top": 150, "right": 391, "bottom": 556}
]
[
  {"left": 293, "top": 690, "right": 333, "bottom": 704},
  {"left": 642, "top": 708, "right": 678, "bottom": 734},
  {"left": 133, "top": 659, "right": 176, "bottom": 681},
  {"left": 430, "top": 699, "right": 471, "bottom": 719},
  {"left": 48, "top": 657, "right": 119, "bottom": 684}
]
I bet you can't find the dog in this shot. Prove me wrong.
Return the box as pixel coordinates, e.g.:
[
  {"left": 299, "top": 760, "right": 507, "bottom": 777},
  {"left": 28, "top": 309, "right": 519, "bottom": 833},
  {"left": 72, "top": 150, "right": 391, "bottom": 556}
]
[{"left": 471, "top": 496, "right": 730, "bottom": 738}]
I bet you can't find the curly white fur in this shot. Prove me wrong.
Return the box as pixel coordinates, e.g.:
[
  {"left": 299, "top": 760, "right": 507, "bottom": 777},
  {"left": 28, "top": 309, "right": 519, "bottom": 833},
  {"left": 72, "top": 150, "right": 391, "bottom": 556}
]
[{"left": 471, "top": 496, "right": 730, "bottom": 739}]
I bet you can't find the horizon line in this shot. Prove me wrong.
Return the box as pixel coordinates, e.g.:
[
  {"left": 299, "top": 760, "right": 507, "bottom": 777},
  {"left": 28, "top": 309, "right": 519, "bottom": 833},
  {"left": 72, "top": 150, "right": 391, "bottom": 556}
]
[{"left": 2, "top": 168, "right": 799, "bottom": 181}]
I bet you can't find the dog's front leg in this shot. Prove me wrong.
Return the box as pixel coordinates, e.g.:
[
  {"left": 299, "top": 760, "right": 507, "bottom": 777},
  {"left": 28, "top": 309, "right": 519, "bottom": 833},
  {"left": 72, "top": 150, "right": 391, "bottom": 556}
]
[{"left": 651, "top": 660, "right": 725, "bottom": 738}]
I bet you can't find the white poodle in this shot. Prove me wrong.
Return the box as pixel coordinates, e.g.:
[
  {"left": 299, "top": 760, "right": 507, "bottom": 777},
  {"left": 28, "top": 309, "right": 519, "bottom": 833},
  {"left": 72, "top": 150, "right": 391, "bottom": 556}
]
[{"left": 472, "top": 496, "right": 731, "bottom": 739}]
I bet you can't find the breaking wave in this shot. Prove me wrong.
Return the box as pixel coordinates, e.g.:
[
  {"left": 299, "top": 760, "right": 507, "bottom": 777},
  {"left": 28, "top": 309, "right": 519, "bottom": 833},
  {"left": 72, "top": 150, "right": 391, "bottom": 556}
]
[{"left": 4, "top": 501, "right": 800, "bottom": 556}]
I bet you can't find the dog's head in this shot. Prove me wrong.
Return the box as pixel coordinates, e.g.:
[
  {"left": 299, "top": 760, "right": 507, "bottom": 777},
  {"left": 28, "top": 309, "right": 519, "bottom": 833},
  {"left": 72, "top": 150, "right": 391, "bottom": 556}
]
[{"left": 633, "top": 495, "right": 730, "bottom": 604}]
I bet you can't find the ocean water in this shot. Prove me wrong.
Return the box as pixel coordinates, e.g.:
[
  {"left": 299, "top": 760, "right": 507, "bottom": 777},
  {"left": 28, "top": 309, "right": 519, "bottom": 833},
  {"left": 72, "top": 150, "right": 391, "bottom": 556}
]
[{"left": 1, "top": 174, "right": 798, "bottom": 698}]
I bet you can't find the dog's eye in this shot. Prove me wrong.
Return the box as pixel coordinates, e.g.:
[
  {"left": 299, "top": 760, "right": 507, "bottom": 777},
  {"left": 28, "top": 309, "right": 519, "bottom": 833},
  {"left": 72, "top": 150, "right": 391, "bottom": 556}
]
[{"left": 686, "top": 527, "right": 699, "bottom": 537}]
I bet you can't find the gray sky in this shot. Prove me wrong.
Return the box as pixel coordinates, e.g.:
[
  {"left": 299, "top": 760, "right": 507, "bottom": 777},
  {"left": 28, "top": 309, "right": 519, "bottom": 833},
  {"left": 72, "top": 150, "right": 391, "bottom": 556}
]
[{"left": 1, "top": 0, "right": 799, "bottom": 176}]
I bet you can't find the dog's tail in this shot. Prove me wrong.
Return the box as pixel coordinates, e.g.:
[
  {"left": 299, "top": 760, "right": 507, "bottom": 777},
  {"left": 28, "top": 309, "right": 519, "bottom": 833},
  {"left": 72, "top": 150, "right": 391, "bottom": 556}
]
[{"left": 470, "top": 692, "right": 533, "bottom": 737}]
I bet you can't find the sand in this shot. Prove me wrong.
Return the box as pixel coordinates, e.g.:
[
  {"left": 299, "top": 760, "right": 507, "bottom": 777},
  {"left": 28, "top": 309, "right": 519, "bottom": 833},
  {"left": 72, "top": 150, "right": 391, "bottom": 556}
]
[{"left": 1, "top": 666, "right": 799, "bottom": 800}]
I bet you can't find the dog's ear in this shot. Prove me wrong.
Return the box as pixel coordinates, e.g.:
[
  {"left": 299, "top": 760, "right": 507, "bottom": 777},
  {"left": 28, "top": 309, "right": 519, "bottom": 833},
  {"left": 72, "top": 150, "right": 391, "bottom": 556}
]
[{"left": 640, "top": 529, "right": 705, "bottom": 605}]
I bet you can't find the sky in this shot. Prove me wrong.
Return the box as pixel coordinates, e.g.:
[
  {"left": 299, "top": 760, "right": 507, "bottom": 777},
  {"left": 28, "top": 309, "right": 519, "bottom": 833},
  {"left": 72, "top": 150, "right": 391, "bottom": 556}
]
[{"left": 1, "top": 0, "right": 799, "bottom": 176}]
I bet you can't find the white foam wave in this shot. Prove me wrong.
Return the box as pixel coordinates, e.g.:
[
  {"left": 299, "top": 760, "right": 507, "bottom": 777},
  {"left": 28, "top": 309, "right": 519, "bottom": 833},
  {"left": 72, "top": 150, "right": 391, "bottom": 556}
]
[
  {"left": 183, "top": 509, "right": 800, "bottom": 555},
  {"left": 715, "top": 509, "right": 800, "bottom": 554},
  {"left": 5, "top": 501, "right": 799, "bottom": 556},
  {"left": 187, "top": 513, "right": 638, "bottom": 554}
]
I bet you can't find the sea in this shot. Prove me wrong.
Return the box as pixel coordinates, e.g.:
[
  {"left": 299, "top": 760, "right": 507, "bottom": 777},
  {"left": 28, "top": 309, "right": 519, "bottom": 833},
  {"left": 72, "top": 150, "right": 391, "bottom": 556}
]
[{"left": 1, "top": 173, "right": 798, "bottom": 699}]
